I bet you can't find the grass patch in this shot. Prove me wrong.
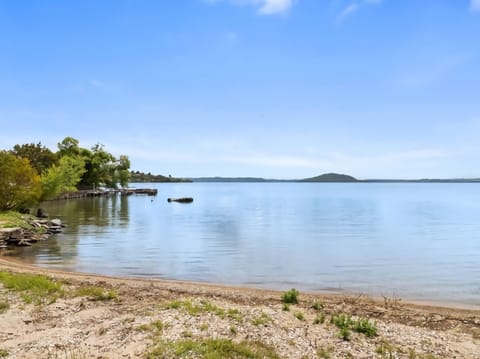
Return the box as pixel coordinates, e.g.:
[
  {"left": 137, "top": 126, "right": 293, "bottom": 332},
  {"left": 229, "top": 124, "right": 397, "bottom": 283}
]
[
  {"left": 405, "top": 350, "right": 439, "bottom": 359},
  {"left": 0, "top": 271, "right": 63, "bottom": 304},
  {"left": 281, "top": 288, "right": 299, "bottom": 304},
  {"left": 313, "top": 313, "right": 325, "bottom": 324},
  {"left": 376, "top": 340, "right": 394, "bottom": 358},
  {"left": 331, "top": 313, "right": 352, "bottom": 329},
  {"left": 352, "top": 318, "right": 377, "bottom": 337},
  {"left": 182, "top": 330, "right": 193, "bottom": 338},
  {"left": 0, "top": 211, "right": 34, "bottom": 229},
  {"left": 311, "top": 301, "right": 325, "bottom": 311},
  {"left": 331, "top": 313, "right": 377, "bottom": 340},
  {"left": 0, "top": 349, "right": 8, "bottom": 358},
  {"left": 0, "top": 301, "right": 9, "bottom": 314},
  {"left": 339, "top": 326, "right": 351, "bottom": 341},
  {"left": 317, "top": 346, "right": 334, "bottom": 359},
  {"left": 137, "top": 320, "right": 165, "bottom": 335},
  {"left": 74, "top": 286, "right": 117, "bottom": 301},
  {"left": 147, "top": 338, "right": 280, "bottom": 359},
  {"left": 251, "top": 312, "right": 272, "bottom": 326},
  {"left": 226, "top": 308, "right": 243, "bottom": 321},
  {"left": 282, "top": 303, "right": 290, "bottom": 311},
  {"left": 294, "top": 311, "right": 304, "bottom": 321},
  {"left": 331, "top": 313, "right": 352, "bottom": 341}
]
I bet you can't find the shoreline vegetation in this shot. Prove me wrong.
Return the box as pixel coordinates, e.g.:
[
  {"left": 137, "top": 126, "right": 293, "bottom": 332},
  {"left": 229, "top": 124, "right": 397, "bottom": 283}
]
[{"left": 0, "top": 257, "right": 478, "bottom": 358}]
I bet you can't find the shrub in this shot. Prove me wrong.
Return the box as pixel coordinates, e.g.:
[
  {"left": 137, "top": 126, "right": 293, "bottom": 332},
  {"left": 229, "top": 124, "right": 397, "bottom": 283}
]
[
  {"left": 331, "top": 313, "right": 352, "bottom": 329},
  {"left": 352, "top": 318, "right": 377, "bottom": 337},
  {"left": 281, "top": 288, "right": 299, "bottom": 304}
]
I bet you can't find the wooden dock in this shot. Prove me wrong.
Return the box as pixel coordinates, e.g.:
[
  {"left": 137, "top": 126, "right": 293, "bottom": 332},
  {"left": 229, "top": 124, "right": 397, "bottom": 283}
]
[{"left": 53, "top": 188, "right": 157, "bottom": 200}]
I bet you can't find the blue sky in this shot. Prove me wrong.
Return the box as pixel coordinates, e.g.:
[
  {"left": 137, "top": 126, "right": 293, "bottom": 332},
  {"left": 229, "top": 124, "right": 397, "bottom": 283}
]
[{"left": 1, "top": 0, "right": 479, "bottom": 179}]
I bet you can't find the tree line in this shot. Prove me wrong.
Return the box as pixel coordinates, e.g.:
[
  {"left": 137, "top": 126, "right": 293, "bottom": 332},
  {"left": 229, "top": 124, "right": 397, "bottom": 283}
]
[{"left": 0, "top": 137, "right": 130, "bottom": 211}]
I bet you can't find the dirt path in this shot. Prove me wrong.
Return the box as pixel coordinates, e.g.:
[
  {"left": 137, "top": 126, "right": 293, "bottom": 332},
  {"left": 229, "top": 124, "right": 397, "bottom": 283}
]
[{"left": 0, "top": 256, "right": 479, "bottom": 358}]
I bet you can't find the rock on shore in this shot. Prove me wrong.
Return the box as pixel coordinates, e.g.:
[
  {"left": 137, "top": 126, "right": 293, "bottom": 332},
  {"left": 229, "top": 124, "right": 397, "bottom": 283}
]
[{"left": 0, "top": 218, "right": 63, "bottom": 248}]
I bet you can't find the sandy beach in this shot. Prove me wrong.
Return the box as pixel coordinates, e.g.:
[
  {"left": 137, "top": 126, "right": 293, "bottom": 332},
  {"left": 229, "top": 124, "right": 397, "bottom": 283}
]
[{"left": 0, "top": 255, "right": 479, "bottom": 358}]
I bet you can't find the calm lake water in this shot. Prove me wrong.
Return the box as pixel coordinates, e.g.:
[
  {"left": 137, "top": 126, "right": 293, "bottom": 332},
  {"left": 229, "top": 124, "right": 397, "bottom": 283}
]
[{"left": 14, "top": 183, "right": 480, "bottom": 306}]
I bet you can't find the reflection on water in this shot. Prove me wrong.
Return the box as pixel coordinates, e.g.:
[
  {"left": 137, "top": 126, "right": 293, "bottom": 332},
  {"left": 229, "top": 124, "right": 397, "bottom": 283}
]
[{"left": 15, "top": 183, "right": 480, "bottom": 305}]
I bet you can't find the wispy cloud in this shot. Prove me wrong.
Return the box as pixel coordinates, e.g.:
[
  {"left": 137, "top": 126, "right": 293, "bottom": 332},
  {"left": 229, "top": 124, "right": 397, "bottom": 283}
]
[
  {"left": 205, "top": 0, "right": 294, "bottom": 15},
  {"left": 396, "top": 55, "right": 467, "bottom": 87},
  {"left": 256, "top": 0, "right": 293, "bottom": 14},
  {"left": 336, "top": 0, "right": 382, "bottom": 23},
  {"left": 69, "top": 79, "right": 123, "bottom": 94},
  {"left": 471, "top": 0, "right": 480, "bottom": 12},
  {"left": 338, "top": 3, "right": 359, "bottom": 20},
  {"left": 89, "top": 79, "right": 123, "bottom": 92}
]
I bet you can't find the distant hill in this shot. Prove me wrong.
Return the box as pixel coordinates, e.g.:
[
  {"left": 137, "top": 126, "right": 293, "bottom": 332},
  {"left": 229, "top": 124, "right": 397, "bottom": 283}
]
[
  {"left": 130, "top": 171, "right": 191, "bottom": 183},
  {"left": 302, "top": 173, "right": 358, "bottom": 182},
  {"left": 191, "top": 173, "right": 358, "bottom": 182}
]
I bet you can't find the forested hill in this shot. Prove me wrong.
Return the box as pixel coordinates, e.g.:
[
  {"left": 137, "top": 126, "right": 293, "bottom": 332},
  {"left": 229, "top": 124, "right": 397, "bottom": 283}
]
[
  {"left": 129, "top": 171, "right": 191, "bottom": 183},
  {"left": 301, "top": 173, "right": 358, "bottom": 182}
]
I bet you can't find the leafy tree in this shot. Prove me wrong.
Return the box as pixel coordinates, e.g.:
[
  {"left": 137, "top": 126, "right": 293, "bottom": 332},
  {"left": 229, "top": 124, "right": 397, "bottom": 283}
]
[
  {"left": 80, "top": 143, "right": 130, "bottom": 188},
  {"left": 0, "top": 151, "right": 42, "bottom": 211},
  {"left": 57, "top": 137, "right": 81, "bottom": 157},
  {"left": 115, "top": 155, "right": 131, "bottom": 187},
  {"left": 55, "top": 137, "right": 130, "bottom": 189},
  {"left": 40, "top": 156, "right": 86, "bottom": 200},
  {"left": 10, "top": 142, "right": 57, "bottom": 174}
]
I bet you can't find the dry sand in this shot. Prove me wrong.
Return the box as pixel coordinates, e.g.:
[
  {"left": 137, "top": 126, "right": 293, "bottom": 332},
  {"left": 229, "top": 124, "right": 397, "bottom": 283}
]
[{"left": 0, "top": 256, "right": 479, "bottom": 358}]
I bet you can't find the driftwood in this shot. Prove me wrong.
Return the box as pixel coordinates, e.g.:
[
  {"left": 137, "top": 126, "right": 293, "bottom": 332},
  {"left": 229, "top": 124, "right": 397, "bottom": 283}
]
[{"left": 167, "top": 197, "right": 194, "bottom": 203}]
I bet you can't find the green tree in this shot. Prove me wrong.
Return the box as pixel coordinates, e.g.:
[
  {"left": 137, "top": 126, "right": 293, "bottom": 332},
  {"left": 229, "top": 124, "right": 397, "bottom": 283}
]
[
  {"left": 0, "top": 151, "right": 42, "bottom": 211},
  {"left": 115, "top": 155, "right": 131, "bottom": 187},
  {"left": 80, "top": 143, "right": 130, "bottom": 188},
  {"left": 40, "top": 155, "right": 86, "bottom": 200},
  {"left": 10, "top": 142, "right": 57, "bottom": 174},
  {"left": 57, "top": 137, "right": 81, "bottom": 157},
  {"left": 54, "top": 137, "right": 131, "bottom": 189}
]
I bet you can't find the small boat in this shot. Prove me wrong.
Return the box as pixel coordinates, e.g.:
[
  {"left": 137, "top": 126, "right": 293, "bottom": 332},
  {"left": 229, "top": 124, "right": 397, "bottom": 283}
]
[{"left": 167, "top": 197, "right": 194, "bottom": 203}]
